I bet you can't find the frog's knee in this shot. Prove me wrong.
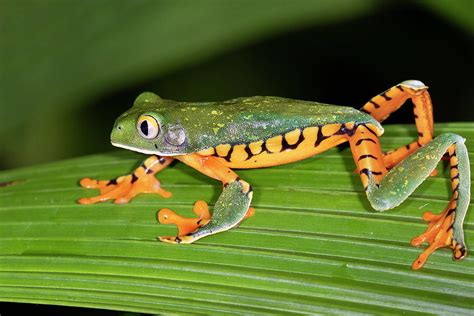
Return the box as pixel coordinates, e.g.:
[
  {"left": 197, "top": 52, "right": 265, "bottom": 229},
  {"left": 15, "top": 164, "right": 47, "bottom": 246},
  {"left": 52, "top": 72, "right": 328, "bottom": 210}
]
[{"left": 400, "top": 80, "right": 428, "bottom": 91}]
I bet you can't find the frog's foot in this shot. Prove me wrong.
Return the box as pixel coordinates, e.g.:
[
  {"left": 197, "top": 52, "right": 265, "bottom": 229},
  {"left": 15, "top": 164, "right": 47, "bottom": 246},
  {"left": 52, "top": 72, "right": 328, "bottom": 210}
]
[
  {"left": 78, "top": 155, "right": 173, "bottom": 204},
  {"left": 410, "top": 204, "right": 466, "bottom": 270},
  {"left": 158, "top": 200, "right": 255, "bottom": 244}
]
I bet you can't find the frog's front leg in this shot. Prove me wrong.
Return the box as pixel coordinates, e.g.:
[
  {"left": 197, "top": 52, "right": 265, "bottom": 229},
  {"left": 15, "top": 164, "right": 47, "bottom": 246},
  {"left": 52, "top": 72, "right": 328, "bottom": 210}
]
[
  {"left": 78, "top": 155, "right": 173, "bottom": 204},
  {"left": 348, "top": 125, "right": 470, "bottom": 269},
  {"left": 158, "top": 154, "right": 253, "bottom": 244}
]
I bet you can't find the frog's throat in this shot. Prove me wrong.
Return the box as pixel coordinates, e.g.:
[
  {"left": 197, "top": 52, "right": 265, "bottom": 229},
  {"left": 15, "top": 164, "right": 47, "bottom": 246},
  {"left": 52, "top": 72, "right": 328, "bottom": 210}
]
[{"left": 111, "top": 142, "right": 175, "bottom": 157}]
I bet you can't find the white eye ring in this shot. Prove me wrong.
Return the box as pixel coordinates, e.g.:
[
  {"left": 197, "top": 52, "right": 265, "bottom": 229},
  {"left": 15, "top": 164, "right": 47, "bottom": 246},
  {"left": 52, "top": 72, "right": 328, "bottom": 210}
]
[{"left": 137, "top": 115, "right": 160, "bottom": 139}]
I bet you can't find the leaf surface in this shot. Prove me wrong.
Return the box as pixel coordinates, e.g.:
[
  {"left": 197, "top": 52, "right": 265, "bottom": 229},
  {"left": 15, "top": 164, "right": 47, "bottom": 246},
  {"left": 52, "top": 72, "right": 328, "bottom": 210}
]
[{"left": 0, "top": 123, "right": 473, "bottom": 314}]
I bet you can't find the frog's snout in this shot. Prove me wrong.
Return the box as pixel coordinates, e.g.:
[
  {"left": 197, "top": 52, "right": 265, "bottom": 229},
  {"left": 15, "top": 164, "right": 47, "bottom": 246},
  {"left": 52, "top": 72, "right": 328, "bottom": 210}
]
[{"left": 110, "top": 120, "right": 126, "bottom": 145}]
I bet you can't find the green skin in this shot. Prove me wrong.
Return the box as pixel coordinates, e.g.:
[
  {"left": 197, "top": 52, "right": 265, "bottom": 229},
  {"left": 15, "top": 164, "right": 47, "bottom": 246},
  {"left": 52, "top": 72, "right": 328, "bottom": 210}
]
[
  {"left": 110, "top": 91, "right": 470, "bottom": 251},
  {"left": 111, "top": 92, "right": 383, "bottom": 155}
]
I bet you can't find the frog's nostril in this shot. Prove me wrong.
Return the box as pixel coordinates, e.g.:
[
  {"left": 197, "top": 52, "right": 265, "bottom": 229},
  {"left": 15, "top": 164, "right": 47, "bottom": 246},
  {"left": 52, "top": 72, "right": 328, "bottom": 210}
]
[{"left": 117, "top": 125, "right": 122, "bottom": 131}]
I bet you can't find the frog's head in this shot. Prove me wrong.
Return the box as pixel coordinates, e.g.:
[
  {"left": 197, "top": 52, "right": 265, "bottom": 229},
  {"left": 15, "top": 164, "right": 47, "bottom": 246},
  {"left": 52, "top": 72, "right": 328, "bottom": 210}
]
[{"left": 110, "top": 92, "right": 188, "bottom": 156}]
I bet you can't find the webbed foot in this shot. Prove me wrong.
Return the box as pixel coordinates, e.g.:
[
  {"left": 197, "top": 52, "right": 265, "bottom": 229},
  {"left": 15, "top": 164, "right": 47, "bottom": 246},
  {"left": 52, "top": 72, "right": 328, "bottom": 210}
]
[
  {"left": 158, "top": 200, "right": 255, "bottom": 244},
  {"left": 78, "top": 155, "right": 173, "bottom": 204},
  {"left": 411, "top": 202, "right": 467, "bottom": 269}
]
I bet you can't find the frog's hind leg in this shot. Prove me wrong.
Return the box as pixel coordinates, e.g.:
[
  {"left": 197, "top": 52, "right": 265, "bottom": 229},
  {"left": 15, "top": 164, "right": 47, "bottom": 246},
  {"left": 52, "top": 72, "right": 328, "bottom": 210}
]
[
  {"left": 360, "top": 80, "right": 434, "bottom": 170},
  {"left": 78, "top": 155, "right": 173, "bottom": 204},
  {"left": 158, "top": 154, "right": 254, "bottom": 244},
  {"left": 347, "top": 125, "right": 470, "bottom": 269}
]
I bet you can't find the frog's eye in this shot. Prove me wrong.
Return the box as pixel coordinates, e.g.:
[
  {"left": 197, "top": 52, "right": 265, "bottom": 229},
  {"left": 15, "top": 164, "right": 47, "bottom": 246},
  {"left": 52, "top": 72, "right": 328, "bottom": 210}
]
[{"left": 137, "top": 115, "right": 160, "bottom": 139}]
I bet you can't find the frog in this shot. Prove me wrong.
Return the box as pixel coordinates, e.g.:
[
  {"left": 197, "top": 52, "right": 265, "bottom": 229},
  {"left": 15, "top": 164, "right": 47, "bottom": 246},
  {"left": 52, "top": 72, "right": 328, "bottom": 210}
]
[{"left": 78, "top": 80, "right": 470, "bottom": 270}]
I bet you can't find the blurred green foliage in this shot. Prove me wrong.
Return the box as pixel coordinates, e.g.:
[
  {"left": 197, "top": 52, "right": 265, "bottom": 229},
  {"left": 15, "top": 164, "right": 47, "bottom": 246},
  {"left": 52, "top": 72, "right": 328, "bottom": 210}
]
[{"left": 1, "top": 0, "right": 473, "bottom": 170}]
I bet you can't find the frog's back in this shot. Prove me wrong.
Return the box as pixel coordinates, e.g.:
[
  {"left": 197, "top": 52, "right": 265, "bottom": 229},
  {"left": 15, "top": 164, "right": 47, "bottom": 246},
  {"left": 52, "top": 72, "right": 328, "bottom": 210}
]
[
  {"left": 169, "top": 96, "right": 381, "bottom": 168},
  {"left": 173, "top": 96, "right": 383, "bottom": 151}
]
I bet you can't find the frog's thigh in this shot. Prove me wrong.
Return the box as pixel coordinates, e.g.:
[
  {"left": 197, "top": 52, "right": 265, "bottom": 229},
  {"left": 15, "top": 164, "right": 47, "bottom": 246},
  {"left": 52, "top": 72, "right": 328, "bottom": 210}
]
[{"left": 160, "top": 154, "right": 253, "bottom": 244}]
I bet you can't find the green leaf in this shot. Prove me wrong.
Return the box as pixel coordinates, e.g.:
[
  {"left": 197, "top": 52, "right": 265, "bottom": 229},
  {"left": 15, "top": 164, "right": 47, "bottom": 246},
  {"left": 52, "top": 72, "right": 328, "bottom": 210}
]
[{"left": 0, "top": 123, "right": 473, "bottom": 314}]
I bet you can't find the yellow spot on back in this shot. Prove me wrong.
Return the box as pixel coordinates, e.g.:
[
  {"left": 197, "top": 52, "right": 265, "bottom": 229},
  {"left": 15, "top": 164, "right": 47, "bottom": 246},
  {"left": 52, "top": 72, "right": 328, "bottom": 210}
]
[
  {"left": 321, "top": 124, "right": 342, "bottom": 136},
  {"left": 249, "top": 141, "right": 263, "bottom": 155},
  {"left": 284, "top": 129, "right": 301, "bottom": 146},
  {"left": 230, "top": 144, "right": 248, "bottom": 162},
  {"left": 216, "top": 144, "right": 231, "bottom": 157},
  {"left": 266, "top": 135, "right": 283, "bottom": 153},
  {"left": 302, "top": 126, "right": 318, "bottom": 143}
]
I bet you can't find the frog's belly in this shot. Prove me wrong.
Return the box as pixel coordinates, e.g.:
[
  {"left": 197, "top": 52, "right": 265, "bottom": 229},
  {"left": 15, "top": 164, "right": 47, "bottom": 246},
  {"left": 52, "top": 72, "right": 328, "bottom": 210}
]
[{"left": 197, "top": 124, "right": 348, "bottom": 169}]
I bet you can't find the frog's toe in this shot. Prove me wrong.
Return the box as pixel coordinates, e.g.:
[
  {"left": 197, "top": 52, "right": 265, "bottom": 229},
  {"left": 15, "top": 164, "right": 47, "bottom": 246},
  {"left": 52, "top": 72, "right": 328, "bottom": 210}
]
[
  {"left": 79, "top": 177, "right": 115, "bottom": 189},
  {"left": 158, "top": 201, "right": 211, "bottom": 236},
  {"left": 158, "top": 235, "right": 195, "bottom": 244},
  {"left": 410, "top": 203, "right": 463, "bottom": 270},
  {"left": 78, "top": 180, "right": 132, "bottom": 204}
]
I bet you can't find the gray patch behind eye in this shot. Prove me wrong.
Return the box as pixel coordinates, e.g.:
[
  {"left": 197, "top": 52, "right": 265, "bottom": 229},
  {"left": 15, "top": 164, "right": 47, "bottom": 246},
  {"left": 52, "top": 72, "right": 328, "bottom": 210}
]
[{"left": 165, "top": 124, "right": 187, "bottom": 146}]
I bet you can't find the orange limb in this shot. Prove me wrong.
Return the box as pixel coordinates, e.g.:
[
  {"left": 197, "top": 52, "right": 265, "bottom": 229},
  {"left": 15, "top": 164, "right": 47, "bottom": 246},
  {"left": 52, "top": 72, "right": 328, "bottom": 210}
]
[
  {"left": 347, "top": 125, "right": 387, "bottom": 189},
  {"left": 78, "top": 155, "right": 173, "bottom": 204},
  {"left": 360, "top": 80, "right": 434, "bottom": 170},
  {"left": 158, "top": 200, "right": 255, "bottom": 236}
]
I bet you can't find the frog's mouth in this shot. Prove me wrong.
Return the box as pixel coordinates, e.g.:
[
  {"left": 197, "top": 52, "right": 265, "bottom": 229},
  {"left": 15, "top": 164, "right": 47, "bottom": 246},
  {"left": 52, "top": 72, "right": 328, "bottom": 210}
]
[{"left": 111, "top": 141, "right": 175, "bottom": 156}]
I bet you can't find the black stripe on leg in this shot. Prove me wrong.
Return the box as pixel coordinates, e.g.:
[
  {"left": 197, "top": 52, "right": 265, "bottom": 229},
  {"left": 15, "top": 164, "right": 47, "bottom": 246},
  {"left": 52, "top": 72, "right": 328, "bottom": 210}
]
[
  {"left": 360, "top": 168, "right": 383, "bottom": 176},
  {"left": 107, "top": 178, "right": 118, "bottom": 186},
  {"left": 131, "top": 173, "right": 139, "bottom": 184},
  {"left": 396, "top": 85, "right": 405, "bottom": 92},
  {"left": 141, "top": 162, "right": 154, "bottom": 174},
  {"left": 447, "top": 208, "right": 456, "bottom": 216},
  {"left": 358, "top": 154, "right": 378, "bottom": 161},
  {"left": 369, "top": 100, "right": 381, "bottom": 109},
  {"left": 380, "top": 90, "right": 392, "bottom": 101},
  {"left": 362, "top": 124, "right": 378, "bottom": 137},
  {"left": 355, "top": 138, "right": 376, "bottom": 146},
  {"left": 452, "top": 183, "right": 460, "bottom": 193}
]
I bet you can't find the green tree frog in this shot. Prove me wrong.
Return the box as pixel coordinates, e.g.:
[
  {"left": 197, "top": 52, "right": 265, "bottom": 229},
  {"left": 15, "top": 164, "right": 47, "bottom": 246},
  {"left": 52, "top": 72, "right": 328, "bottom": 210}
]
[{"left": 78, "top": 80, "right": 470, "bottom": 270}]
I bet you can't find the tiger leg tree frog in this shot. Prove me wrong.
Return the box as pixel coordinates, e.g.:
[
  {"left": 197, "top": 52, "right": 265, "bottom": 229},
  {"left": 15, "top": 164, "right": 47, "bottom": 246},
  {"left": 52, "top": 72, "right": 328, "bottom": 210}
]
[{"left": 78, "top": 80, "right": 470, "bottom": 270}]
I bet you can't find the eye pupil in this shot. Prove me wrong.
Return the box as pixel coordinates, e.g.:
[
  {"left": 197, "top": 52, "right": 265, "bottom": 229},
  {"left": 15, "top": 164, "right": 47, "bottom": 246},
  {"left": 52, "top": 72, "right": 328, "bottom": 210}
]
[
  {"left": 140, "top": 120, "right": 149, "bottom": 136},
  {"left": 137, "top": 115, "right": 159, "bottom": 139}
]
